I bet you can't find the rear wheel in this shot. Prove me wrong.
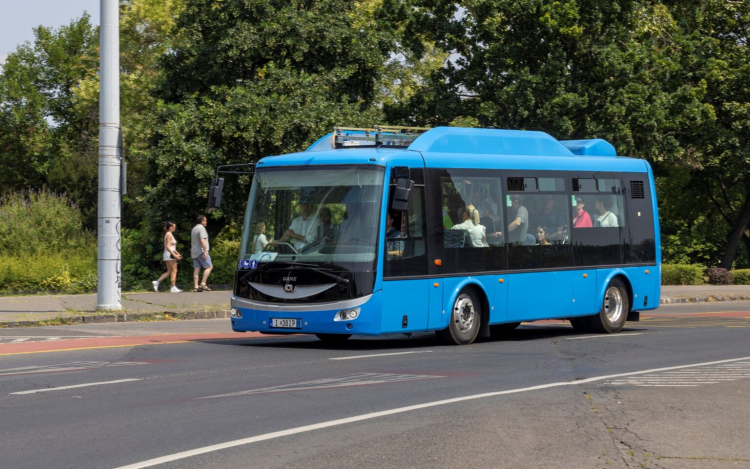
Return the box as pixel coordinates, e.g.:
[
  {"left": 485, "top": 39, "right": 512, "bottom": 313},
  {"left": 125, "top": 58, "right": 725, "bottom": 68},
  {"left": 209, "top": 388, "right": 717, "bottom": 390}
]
[
  {"left": 436, "top": 289, "right": 482, "bottom": 345},
  {"left": 315, "top": 333, "right": 351, "bottom": 343},
  {"left": 586, "top": 278, "right": 629, "bottom": 333}
]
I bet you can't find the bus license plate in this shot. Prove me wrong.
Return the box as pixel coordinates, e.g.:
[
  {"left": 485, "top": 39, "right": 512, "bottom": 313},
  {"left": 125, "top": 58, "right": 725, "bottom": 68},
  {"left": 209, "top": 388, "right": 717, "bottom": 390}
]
[{"left": 270, "top": 318, "right": 300, "bottom": 329}]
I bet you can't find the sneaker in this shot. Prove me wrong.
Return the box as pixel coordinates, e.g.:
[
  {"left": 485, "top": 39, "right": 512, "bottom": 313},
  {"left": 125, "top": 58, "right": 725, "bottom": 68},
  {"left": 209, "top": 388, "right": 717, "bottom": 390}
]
[
  {"left": 152, "top": 280, "right": 159, "bottom": 292},
  {"left": 170, "top": 286, "right": 182, "bottom": 293}
]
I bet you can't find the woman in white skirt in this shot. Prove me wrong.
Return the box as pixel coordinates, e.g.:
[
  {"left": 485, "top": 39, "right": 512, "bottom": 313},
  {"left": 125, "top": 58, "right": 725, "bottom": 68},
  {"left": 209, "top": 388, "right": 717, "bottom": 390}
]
[{"left": 153, "top": 221, "right": 183, "bottom": 292}]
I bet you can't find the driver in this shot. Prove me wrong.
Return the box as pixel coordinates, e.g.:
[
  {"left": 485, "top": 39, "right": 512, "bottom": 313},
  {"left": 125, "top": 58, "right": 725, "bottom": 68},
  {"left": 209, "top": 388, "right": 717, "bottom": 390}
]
[{"left": 272, "top": 190, "right": 322, "bottom": 250}]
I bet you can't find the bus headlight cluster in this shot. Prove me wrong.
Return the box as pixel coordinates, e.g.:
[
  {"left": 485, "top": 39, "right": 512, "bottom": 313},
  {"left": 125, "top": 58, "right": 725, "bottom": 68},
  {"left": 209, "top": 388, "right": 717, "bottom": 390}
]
[
  {"left": 334, "top": 308, "right": 360, "bottom": 321},
  {"left": 230, "top": 308, "right": 242, "bottom": 318}
]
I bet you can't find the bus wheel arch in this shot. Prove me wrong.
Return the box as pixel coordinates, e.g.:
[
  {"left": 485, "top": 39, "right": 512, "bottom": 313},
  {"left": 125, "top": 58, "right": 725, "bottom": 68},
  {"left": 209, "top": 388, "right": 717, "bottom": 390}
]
[
  {"left": 587, "top": 277, "right": 630, "bottom": 333},
  {"left": 437, "top": 285, "right": 484, "bottom": 345},
  {"left": 611, "top": 273, "right": 634, "bottom": 312}
]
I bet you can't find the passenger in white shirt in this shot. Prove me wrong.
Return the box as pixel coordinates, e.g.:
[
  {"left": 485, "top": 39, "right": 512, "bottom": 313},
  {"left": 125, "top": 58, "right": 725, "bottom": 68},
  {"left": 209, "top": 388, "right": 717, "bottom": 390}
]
[
  {"left": 273, "top": 202, "right": 322, "bottom": 250},
  {"left": 451, "top": 205, "right": 488, "bottom": 247},
  {"left": 594, "top": 196, "right": 619, "bottom": 227}
]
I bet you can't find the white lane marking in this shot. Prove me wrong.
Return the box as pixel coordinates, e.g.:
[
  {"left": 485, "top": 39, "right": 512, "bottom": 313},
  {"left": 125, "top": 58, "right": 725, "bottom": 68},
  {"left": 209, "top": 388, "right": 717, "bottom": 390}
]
[
  {"left": 566, "top": 333, "right": 645, "bottom": 340},
  {"left": 330, "top": 351, "right": 432, "bottom": 361},
  {"left": 199, "top": 373, "right": 445, "bottom": 399},
  {"left": 114, "top": 356, "right": 750, "bottom": 469},
  {"left": 11, "top": 378, "right": 141, "bottom": 395},
  {"left": 0, "top": 335, "right": 119, "bottom": 344},
  {"left": 0, "top": 361, "right": 149, "bottom": 377}
]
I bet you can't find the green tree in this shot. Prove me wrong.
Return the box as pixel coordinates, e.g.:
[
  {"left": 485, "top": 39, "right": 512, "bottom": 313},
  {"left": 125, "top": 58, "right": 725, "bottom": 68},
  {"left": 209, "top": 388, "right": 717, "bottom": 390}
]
[
  {"left": 663, "top": 1, "right": 750, "bottom": 268},
  {"left": 145, "top": 0, "right": 394, "bottom": 235},
  {"left": 0, "top": 15, "right": 98, "bottom": 201}
]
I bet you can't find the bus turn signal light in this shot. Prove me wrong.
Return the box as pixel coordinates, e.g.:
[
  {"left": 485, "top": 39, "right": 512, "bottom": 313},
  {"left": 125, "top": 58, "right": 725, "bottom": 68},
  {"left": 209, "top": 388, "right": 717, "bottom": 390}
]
[
  {"left": 433, "top": 283, "right": 439, "bottom": 288},
  {"left": 499, "top": 279, "right": 504, "bottom": 284},
  {"left": 645, "top": 270, "right": 650, "bottom": 274},
  {"left": 583, "top": 274, "right": 588, "bottom": 278},
  {"left": 434, "top": 259, "right": 442, "bottom": 266}
]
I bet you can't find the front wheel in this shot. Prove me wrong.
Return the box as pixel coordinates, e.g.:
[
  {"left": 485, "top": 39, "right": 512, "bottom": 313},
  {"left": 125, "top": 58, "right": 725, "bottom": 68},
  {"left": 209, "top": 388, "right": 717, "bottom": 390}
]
[
  {"left": 315, "top": 333, "right": 351, "bottom": 344},
  {"left": 436, "top": 289, "right": 481, "bottom": 345},
  {"left": 586, "top": 278, "right": 629, "bottom": 333}
]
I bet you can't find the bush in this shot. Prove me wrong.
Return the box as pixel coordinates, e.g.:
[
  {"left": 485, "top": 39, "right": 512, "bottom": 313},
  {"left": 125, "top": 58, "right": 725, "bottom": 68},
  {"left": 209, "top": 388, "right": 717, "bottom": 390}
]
[
  {"left": 0, "top": 190, "right": 94, "bottom": 256},
  {"left": 707, "top": 267, "right": 733, "bottom": 285},
  {"left": 661, "top": 264, "right": 704, "bottom": 285},
  {"left": 0, "top": 190, "right": 97, "bottom": 293},
  {"left": 0, "top": 252, "right": 96, "bottom": 293},
  {"left": 208, "top": 238, "right": 240, "bottom": 285},
  {"left": 730, "top": 269, "right": 750, "bottom": 285}
]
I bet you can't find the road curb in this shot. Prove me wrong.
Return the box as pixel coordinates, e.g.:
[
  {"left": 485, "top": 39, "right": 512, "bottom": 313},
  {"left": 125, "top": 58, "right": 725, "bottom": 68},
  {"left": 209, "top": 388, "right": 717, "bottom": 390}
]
[
  {"left": 0, "top": 310, "right": 231, "bottom": 329},
  {"left": 660, "top": 295, "right": 750, "bottom": 304}
]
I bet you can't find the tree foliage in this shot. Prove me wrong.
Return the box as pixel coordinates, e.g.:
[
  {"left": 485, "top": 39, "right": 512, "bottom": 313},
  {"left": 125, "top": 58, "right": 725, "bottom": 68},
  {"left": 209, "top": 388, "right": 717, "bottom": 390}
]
[
  {"left": 2, "top": 0, "right": 750, "bottom": 275},
  {"left": 145, "top": 0, "right": 394, "bottom": 235}
]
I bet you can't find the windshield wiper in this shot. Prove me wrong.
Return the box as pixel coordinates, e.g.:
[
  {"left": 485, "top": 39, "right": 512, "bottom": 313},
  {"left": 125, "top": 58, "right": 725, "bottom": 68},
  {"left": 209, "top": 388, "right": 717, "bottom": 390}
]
[
  {"left": 265, "top": 263, "right": 350, "bottom": 284},
  {"left": 240, "top": 261, "right": 349, "bottom": 285}
]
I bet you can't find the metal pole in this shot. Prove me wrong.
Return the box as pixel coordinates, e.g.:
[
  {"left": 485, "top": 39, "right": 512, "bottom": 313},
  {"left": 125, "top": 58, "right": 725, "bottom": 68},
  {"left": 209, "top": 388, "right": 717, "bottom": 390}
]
[{"left": 97, "top": 0, "right": 122, "bottom": 310}]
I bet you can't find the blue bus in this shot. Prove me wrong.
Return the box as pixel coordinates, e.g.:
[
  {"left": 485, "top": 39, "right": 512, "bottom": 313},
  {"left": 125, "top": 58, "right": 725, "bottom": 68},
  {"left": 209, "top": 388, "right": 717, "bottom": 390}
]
[{"left": 220, "top": 126, "right": 660, "bottom": 345}]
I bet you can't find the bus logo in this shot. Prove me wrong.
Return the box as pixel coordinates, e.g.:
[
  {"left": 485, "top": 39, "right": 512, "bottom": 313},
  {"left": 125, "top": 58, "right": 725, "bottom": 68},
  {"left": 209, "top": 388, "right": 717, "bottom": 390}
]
[{"left": 284, "top": 284, "right": 295, "bottom": 293}]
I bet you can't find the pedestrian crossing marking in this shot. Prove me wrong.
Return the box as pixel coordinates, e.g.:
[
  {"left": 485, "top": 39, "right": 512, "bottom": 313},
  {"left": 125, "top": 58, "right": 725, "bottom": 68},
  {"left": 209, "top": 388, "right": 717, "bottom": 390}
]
[
  {"left": 603, "top": 361, "right": 750, "bottom": 388},
  {"left": 200, "top": 372, "right": 446, "bottom": 399}
]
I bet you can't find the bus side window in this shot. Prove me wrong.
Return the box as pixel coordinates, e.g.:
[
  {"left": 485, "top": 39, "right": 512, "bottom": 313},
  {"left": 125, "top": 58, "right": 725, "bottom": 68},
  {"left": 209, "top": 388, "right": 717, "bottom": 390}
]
[
  {"left": 384, "top": 186, "right": 428, "bottom": 277},
  {"left": 571, "top": 177, "right": 627, "bottom": 266}
]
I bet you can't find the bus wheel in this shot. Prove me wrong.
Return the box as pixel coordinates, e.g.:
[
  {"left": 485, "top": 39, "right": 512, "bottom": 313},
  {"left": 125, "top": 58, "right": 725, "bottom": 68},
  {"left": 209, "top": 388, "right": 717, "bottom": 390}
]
[
  {"left": 437, "top": 290, "right": 481, "bottom": 345},
  {"left": 587, "top": 278, "right": 629, "bottom": 333},
  {"left": 315, "top": 333, "right": 351, "bottom": 343}
]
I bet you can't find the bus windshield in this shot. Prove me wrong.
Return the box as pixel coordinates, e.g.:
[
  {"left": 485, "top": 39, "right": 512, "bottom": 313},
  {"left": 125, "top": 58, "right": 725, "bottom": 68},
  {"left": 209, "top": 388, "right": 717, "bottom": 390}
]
[{"left": 239, "top": 166, "right": 385, "bottom": 270}]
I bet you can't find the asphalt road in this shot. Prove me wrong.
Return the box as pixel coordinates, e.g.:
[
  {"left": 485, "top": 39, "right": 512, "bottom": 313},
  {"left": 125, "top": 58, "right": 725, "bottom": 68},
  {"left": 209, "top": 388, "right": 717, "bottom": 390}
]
[{"left": 1, "top": 302, "right": 749, "bottom": 469}]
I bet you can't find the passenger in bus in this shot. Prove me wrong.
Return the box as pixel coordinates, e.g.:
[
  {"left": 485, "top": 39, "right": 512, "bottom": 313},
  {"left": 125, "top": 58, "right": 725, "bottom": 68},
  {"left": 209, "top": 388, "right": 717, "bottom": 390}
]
[
  {"left": 385, "top": 212, "right": 404, "bottom": 257},
  {"left": 507, "top": 195, "right": 529, "bottom": 244},
  {"left": 271, "top": 193, "right": 321, "bottom": 250},
  {"left": 594, "top": 196, "right": 619, "bottom": 227},
  {"left": 538, "top": 195, "right": 564, "bottom": 228},
  {"left": 535, "top": 226, "right": 551, "bottom": 245},
  {"left": 479, "top": 198, "right": 503, "bottom": 244},
  {"left": 451, "top": 205, "right": 488, "bottom": 247},
  {"left": 573, "top": 197, "right": 593, "bottom": 228},
  {"left": 252, "top": 222, "right": 272, "bottom": 253},
  {"left": 443, "top": 193, "right": 465, "bottom": 229},
  {"left": 318, "top": 207, "right": 336, "bottom": 242}
]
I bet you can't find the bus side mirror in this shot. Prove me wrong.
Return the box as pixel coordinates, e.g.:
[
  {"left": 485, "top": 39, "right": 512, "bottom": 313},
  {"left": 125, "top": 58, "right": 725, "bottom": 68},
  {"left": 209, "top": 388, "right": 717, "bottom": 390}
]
[
  {"left": 391, "top": 178, "right": 414, "bottom": 212},
  {"left": 207, "top": 177, "right": 224, "bottom": 209}
]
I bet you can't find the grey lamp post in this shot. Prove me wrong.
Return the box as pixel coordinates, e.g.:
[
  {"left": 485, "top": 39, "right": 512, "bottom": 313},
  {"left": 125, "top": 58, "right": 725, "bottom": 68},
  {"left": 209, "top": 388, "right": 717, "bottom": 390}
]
[{"left": 97, "top": 0, "right": 122, "bottom": 310}]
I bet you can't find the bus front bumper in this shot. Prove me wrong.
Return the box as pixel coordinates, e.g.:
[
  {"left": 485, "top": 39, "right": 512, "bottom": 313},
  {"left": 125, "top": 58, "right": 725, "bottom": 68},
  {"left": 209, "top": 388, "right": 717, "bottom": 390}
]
[{"left": 229, "top": 291, "right": 382, "bottom": 336}]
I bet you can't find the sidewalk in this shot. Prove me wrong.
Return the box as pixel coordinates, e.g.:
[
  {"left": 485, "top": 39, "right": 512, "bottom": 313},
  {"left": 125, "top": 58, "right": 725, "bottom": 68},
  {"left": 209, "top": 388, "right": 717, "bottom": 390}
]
[
  {"left": 1, "top": 285, "right": 750, "bottom": 328},
  {"left": 660, "top": 285, "right": 750, "bottom": 303},
  {"left": 0, "top": 290, "right": 232, "bottom": 327}
]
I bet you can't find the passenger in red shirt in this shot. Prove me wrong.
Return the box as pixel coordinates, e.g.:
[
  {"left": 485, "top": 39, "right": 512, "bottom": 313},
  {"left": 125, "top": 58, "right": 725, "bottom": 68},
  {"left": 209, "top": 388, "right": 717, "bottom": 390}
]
[{"left": 573, "top": 197, "right": 593, "bottom": 228}]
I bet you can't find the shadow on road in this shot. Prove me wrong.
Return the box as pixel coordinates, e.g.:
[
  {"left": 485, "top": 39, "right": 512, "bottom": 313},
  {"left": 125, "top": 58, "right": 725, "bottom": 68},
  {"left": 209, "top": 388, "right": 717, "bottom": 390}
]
[{"left": 194, "top": 323, "right": 647, "bottom": 350}]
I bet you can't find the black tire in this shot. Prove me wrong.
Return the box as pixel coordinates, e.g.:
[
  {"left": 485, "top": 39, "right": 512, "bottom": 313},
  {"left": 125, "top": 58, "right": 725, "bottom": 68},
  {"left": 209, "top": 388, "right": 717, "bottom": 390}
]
[
  {"left": 436, "top": 289, "right": 482, "bottom": 345},
  {"left": 569, "top": 317, "right": 591, "bottom": 333},
  {"left": 586, "top": 278, "right": 630, "bottom": 333},
  {"left": 490, "top": 322, "right": 521, "bottom": 337},
  {"left": 315, "top": 333, "right": 352, "bottom": 343}
]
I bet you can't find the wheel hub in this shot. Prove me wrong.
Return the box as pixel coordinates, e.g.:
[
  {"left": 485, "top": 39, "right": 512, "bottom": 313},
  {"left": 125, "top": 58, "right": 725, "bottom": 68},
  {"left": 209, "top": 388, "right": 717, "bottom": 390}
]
[
  {"left": 603, "top": 287, "right": 623, "bottom": 324},
  {"left": 453, "top": 294, "right": 475, "bottom": 333}
]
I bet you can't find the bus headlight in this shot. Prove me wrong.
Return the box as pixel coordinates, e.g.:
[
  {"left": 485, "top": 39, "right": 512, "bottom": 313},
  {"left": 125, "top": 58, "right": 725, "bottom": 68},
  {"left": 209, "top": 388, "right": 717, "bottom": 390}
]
[
  {"left": 334, "top": 308, "right": 360, "bottom": 321},
  {"left": 231, "top": 308, "right": 242, "bottom": 318}
]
